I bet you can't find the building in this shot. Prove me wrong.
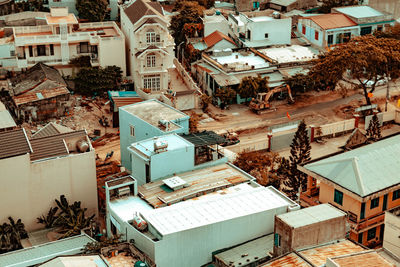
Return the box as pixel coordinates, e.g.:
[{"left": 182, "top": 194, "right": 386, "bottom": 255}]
[
  {"left": 203, "top": 12, "right": 231, "bottom": 36},
  {"left": 273, "top": 204, "right": 347, "bottom": 257},
  {"left": 107, "top": 91, "right": 142, "bottom": 128},
  {"left": 105, "top": 173, "right": 299, "bottom": 267},
  {"left": 0, "top": 7, "right": 126, "bottom": 75},
  {"left": 0, "top": 101, "right": 16, "bottom": 131},
  {"left": 120, "top": 0, "right": 174, "bottom": 96},
  {"left": 189, "top": 30, "right": 238, "bottom": 53},
  {"left": 383, "top": 206, "right": 400, "bottom": 262},
  {"left": 299, "top": 135, "right": 400, "bottom": 247},
  {"left": 119, "top": 99, "right": 189, "bottom": 171},
  {"left": 0, "top": 127, "right": 98, "bottom": 231},
  {"left": 4, "top": 62, "right": 70, "bottom": 123},
  {"left": 45, "top": 0, "right": 120, "bottom": 20},
  {"left": 228, "top": 10, "right": 292, "bottom": 48},
  {"left": 332, "top": 5, "right": 395, "bottom": 36},
  {"left": 297, "top": 13, "right": 359, "bottom": 48},
  {"left": 235, "top": 0, "right": 270, "bottom": 12},
  {"left": 268, "top": 0, "right": 317, "bottom": 12}
]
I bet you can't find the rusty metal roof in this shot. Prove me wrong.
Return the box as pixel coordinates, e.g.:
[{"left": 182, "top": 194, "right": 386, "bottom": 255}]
[
  {"left": 13, "top": 86, "right": 69, "bottom": 106},
  {"left": 261, "top": 252, "right": 312, "bottom": 267},
  {"left": 29, "top": 130, "right": 87, "bottom": 161},
  {"left": 329, "top": 250, "right": 393, "bottom": 267},
  {"left": 0, "top": 128, "right": 32, "bottom": 160}
]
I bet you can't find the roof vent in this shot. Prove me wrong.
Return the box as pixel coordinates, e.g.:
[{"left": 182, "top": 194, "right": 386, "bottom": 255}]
[{"left": 163, "top": 176, "right": 188, "bottom": 191}]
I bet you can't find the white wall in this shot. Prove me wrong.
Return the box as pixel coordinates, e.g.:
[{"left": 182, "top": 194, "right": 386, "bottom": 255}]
[
  {"left": 204, "top": 16, "right": 230, "bottom": 36},
  {"left": 99, "top": 36, "right": 127, "bottom": 76},
  {"left": 0, "top": 152, "right": 98, "bottom": 231},
  {"left": 383, "top": 211, "right": 400, "bottom": 259},
  {"left": 247, "top": 17, "right": 291, "bottom": 45}
]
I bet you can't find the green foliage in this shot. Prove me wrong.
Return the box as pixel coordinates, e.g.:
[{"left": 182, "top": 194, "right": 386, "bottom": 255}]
[
  {"left": 76, "top": 0, "right": 108, "bottom": 22},
  {"left": 284, "top": 73, "right": 316, "bottom": 94},
  {"left": 366, "top": 114, "right": 382, "bottom": 142},
  {"left": 0, "top": 217, "right": 27, "bottom": 254},
  {"left": 74, "top": 66, "right": 122, "bottom": 96},
  {"left": 83, "top": 234, "right": 123, "bottom": 254},
  {"left": 173, "top": 0, "right": 214, "bottom": 11},
  {"left": 214, "top": 87, "right": 237, "bottom": 104},
  {"left": 374, "top": 24, "right": 400, "bottom": 40},
  {"left": 15, "top": 0, "right": 48, "bottom": 12},
  {"left": 281, "top": 121, "right": 311, "bottom": 200},
  {"left": 318, "top": 0, "right": 358, "bottom": 13},
  {"left": 237, "top": 76, "right": 269, "bottom": 99},
  {"left": 69, "top": 56, "right": 91, "bottom": 68},
  {"left": 169, "top": 1, "right": 204, "bottom": 47},
  {"left": 189, "top": 112, "right": 200, "bottom": 133},
  {"left": 37, "top": 207, "right": 59, "bottom": 228},
  {"left": 200, "top": 94, "right": 212, "bottom": 112}
]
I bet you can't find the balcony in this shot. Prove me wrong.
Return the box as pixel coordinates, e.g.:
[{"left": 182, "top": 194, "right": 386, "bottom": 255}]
[
  {"left": 355, "top": 213, "right": 385, "bottom": 232},
  {"left": 300, "top": 193, "right": 320, "bottom": 207}
]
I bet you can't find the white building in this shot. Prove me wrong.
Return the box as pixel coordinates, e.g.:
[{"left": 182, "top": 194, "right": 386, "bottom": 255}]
[
  {"left": 120, "top": 0, "right": 174, "bottom": 97},
  {"left": 0, "top": 7, "right": 126, "bottom": 75},
  {"left": 383, "top": 207, "right": 400, "bottom": 261},
  {"left": 105, "top": 170, "right": 299, "bottom": 267},
  {"left": 228, "top": 10, "right": 291, "bottom": 48},
  {"left": 203, "top": 12, "right": 230, "bottom": 36},
  {"left": 0, "top": 126, "right": 98, "bottom": 231}
]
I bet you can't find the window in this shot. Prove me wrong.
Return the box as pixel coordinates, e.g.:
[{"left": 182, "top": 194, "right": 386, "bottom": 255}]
[
  {"left": 302, "top": 25, "right": 306, "bottom": 35},
  {"left": 393, "top": 189, "right": 400, "bottom": 201},
  {"left": 37, "top": 45, "right": 46, "bottom": 56},
  {"left": 327, "top": 34, "right": 333, "bottom": 45},
  {"left": 146, "top": 32, "right": 156, "bottom": 44},
  {"left": 79, "top": 42, "right": 89, "bottom": 53},
  {"left": 130, "top": 125, "right": 135, "bottom": 137},
  {"left": 360, "top": 202, "right": 365, "bottom": 220},
  {"left": 334, "top": 189, "right": 343, "bottom": 206},
  {"left": 28, "top": 46, "right": 33, "bottom": 57},
  {"left": 253, "top": 1, "right": 259, "bottom": 9},
  {"left": 370, "top": 197, "right": 379, "bottom": 209},
  {"left": 360, "top": 26, "right": 372, "bottom": 36},
  {"left": 358, "top": 233, "right": 363, "bottom": 244},
  {"left": 146, "top": 54, "right": 156, "bottom": 67},
  {"left": 343, "top": 32, "right": 351, "bottom": 42},
  {"left": 49, "top": 44, "right": 54, "bottom": 56},
  {"left": 143, "top": 75, "right": 161, "bottom": 91},
  {"left": 264, "top": 33, "right": 269, "bottom": 39},
  {"left": 377, "top": 25, "right": 383, "bottom": 32},
  {"left": 10, "top": 50, "right": 15, "bottom": 57},
  {"left": 315, "top": 31, "right": 319, "bottom": 41},
  {"left": 367, "top": 227, "right": 376, "bottom": 241},
  {"left": 274, "top": 233, "right": 281, "bottom": 247}
]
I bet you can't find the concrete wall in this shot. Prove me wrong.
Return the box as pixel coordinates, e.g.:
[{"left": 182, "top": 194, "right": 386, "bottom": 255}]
[
  {"left": 0, "top": 151, "right": 98, "bottom": 231},
  {"left": 319, "top": 118, "right": 355, "bottom": 137},
  {"left": 383, "top": 210, "right": 400, "bottom": 258},
  {"left": 270, "top": 127, "right": 311, "bottom": 151},
  {"left": 99, "top": 34, "right": 126, "bottom": 76},
  {"left": 204, "top": 16, "right": 230, "bottom": 36},
  {"left": 247, "top": 17, "right": 291, "bottom": 45}
]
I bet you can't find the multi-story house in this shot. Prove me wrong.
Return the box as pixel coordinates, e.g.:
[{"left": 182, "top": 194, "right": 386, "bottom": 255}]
[
  {"left": 120, "top": 0, "right": 174, "bottom": 98},
  {"left": 299, "top": 135, "right": 400, "bottom": 247},
  {"left": 0, "top": 7, "right": 126, "bottom": 75}
]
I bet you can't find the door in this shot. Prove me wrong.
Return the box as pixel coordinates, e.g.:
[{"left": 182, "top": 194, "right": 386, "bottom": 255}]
[
  {"left": 145, "top": 163, "right": 150, "bottom": 183},
  {"left": 360, "top": 202, "right": 365, "bottom": 220},
  {"left": 383, "top": 194, "right": 388, "bottom": 211},
  {"left": 380, "top": 225, "right": 385, "bottom": 241}
]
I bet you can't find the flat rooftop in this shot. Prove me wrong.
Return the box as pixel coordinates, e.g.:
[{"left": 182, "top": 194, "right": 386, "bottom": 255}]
[
  {"left": 329, "top": 250, "right": 393, "bottom": 267},
  {"left": 298, "top": 239, "right": 365, "bottom": 266},
  {"left": 210, "top": 51, "right": 270, "bottom": 71},
  {"left": 277, "top": 204, "right": 346, "bottom": 228},
  {"left": 138, "top": 163, "right": 253, "bottom": 208},
  {"left": 334, "top": 6, "right": 385, "bottom": 19},
  {"left": 121, "top": 100, "right": 188, "bottom": 132},
  {"left": 141, "top": 186, "right": 295, "bottom": 236},
  {"left": 45, "top": 13, "right": 78, "bottom": 24},
  {"left": 259, "top": 45, "right": 318, "bottom": 64},
  {"left": 129, "top": 134, "right": 193, "bottom": 158}
]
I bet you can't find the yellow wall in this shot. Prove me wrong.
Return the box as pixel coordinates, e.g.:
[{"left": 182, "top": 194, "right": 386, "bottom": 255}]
[{"left": 319, "top": 183, "right": 361, "bottom": 218}]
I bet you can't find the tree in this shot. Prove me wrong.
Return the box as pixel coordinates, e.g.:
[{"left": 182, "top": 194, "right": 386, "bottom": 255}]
[
  {"left": 173, "top": 0, "right": 214, "bottom": 11},
  {"left": 200, "top": 94, "right": 212, "bottom": 112},
  {"left": 318, "top": 0, "right": 358, "bottom": 13},
  {"left": 233, "top": 151, "right": 282, "bottom": 188},
  {"left": 281, "top": 121, "right": 311, "bottom": 201},
  {"left": 169, "top": 1, "right": 204, "bottom": 48},
  {"left": 237, "top": 76, "right": 269, "bottom": 99},
  {"left": 374, "top": 24, "right": 400, "bottom": 40},
  {"left": 69, "top": 56, "right": 91, "bottom": 68},
  {"left": 37, "top": 207, "right": 59, "bottom": 228},
  {"left": 15, "top": 0, "right": 48, "bottom": 12},
  {"left": 214, "top": 87, "right": 237, "bottom": 106},
  {"left": 284, "top": 73, "right": 316, "bottom": 95},
  {"left": 76, "top": 0, "right": 108, "bottom": 22},
  {"left": 189, "top": 112, "right": 201, "bottom": 133},
  {"left": 309, "top": 35, "right": 400, "bottom": 105},
  {"left": 74, "top": 66, "right": 122, "bottom": 95},
  {"left": 0, "top": 217, "right": 27, "bottom": 254},
  {"left": 366, "top": 114, "right": 382, "bottom": 141}
]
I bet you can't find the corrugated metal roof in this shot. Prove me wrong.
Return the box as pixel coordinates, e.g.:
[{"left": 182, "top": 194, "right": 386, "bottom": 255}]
[
  {"left": 0, "top": 128, "right": 31, "bottom": 160},
  {"left": 261, "top": 252, "right": 312, "bottom": 267},
  {"left": 334, "top": 6, "right": 384, "bottom": 19},
  {"left": 215, "top": 234, "right": 274, "bottom": 266},
  {"left": 269, "top": 0, "right": 298, "bottom": 7},
  {"left": 0, "top": 109, "right": 16, "bottom": 129},
  {"left": 304, "top": 135, "right": 400, "bottom": 197},
  {"left": 31, "top": 122, "right": 73, "bottom": 139},
  {"left": 304, "top": 13, "right": 357, "bottom": 30},
  {"left": 329, "top": 250, "right": 393, "bottom": 267},
  {"left": 13, "top": 86, "right": 70, "bottom": 106},
  {"left": 298, "top": 239, "right": 365, "bottom": 266},
  {"left": 141, "top": 186, "right": 294, "bottom": 236},
  {"left": 0, "top": 234, "right": 94, "bottom": 267},
  {"left": 277, "top": 204, "right": 346, "bottom": 228},
  {"left": 29, "top": 130, "right": 87, "bottom": 161}
]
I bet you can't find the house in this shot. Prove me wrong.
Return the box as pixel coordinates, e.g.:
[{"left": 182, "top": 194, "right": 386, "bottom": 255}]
[
  {"left": 332, "top": 5, "right": 395, "bottom": 36},
  {"left": 0, "top": 7, "right": 126, "bottom": 75},
  {"left": 5, "top": 62, "right": 70, "bottom": 123},
  {"left": 268, "top": 0, "right": 317, "bottom": 12},
  {"left": 44, "top": 0, "right": 120, "bottom": 20},
  {"left": 228, "top": 10, "right": 292, "bottom": 48},
  {"left": 189, "top": 30, "right": 238, "bottom": 53},
  {"left": 382, "top": 206, "right": 400, "bottom": 263},
  {"left": 119, "top": 99, "right": 189, "bottom": 171},
  {"left": 299, "top": 135, "right": 400, "bottom": 247},
  {"left": 107, "top": 90, "right": 142, "bottom": 128},
  {"left": 273, "top": 204, "right": 347, "bottom": 257},
  {"left": 297, "top": 13, "right": 359, "bottom": 48},
  {"left": 120, "top": 0, "right": 174, "bottom": 96},
  {"left": 0, "top": 126, "right": 98, "bottom": 231},
  {"left": 235, "top": 0, "right": 270, "bottom": 12},
  {"left": 105, "top": 172, "right": 299, "bottom": 267},
  {"left": 203, "top": 11, "right": 230, "bottom": 36}
]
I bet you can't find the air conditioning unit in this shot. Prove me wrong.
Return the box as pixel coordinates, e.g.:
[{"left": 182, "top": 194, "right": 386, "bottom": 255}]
[{"left": 117, "top": 186, "right": 130, "bottom": 197}]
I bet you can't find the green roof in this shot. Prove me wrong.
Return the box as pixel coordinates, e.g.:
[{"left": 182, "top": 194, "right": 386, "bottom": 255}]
[{"left": 304, "top": 135, "right": 400, "bottom": 197}]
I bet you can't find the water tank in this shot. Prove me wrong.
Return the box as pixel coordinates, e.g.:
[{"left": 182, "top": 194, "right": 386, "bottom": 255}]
[
  {"left": 134, "top": 261, "right": 149, "bottom": 267},
  {"left": 216, "top": 10, "right": 221, "bottom": 15},
  {"left": 272, "top": 11, "right": 281, "bottom": 19},
  {"left": 132, "top": 214, "right": 148, "bottom": 231},
  {"left": 76, "top": 140, "right": 89, "bottom": 152}
]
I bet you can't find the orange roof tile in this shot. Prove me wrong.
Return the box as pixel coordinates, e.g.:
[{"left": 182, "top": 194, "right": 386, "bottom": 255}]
[
  {"left": 305, "top": 13, "right": 357, "bottom": 30},
  {"left": 261, "top": 253, "right": 312, "bottom": 267},
  {"left": 203, "top": 30, "right": 236, "bottom": 48}
]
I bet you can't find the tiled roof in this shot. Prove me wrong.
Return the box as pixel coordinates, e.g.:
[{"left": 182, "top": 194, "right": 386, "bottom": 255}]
[
  {"left": 0, "top": 128, "right": 31, "bottom": 160},
  {"left": 123, "top": 0, "right": 163, "bottom": 25},
  {"left": 29, "top": 130, "right": 87, "bottom": 161},
  {"left": 304, "top": 135, "right": 400, "bottom": 197},
  {"left": 203, "top": 30, "right": 236, "bottom": 48},
  {"left": 305, "top": 13, "right": 357, "bottom": 30},
  {"left": 31, "top": 122, "right": 73, "bottom": 139}
]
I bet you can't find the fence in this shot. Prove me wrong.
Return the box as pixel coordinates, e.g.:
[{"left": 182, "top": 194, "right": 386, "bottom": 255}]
[
  {"left": 365, "top": 111, "right": 395, "bottom": 130},
  {"left": 317, "top": 118, "right": 355, "bottom": 138},
  {"left": 173, "top": 58, "right": 202, "bottom": 94}
]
